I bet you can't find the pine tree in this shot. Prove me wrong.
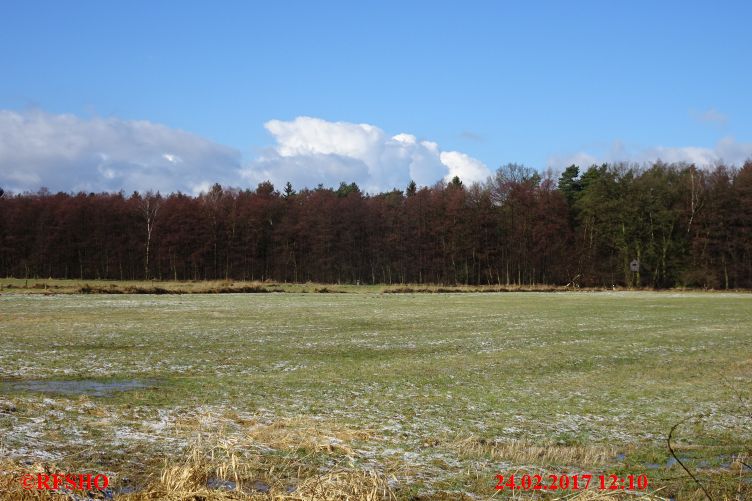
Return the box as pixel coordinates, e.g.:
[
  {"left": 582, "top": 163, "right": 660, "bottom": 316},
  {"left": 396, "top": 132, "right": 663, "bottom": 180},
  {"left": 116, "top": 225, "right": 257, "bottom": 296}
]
[{"left": 406, "top": 180, "right": 417, "bottom": 197}]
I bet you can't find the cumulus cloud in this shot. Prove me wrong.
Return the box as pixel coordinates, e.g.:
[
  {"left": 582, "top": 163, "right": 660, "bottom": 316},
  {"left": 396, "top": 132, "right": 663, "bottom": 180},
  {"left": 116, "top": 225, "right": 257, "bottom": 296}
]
[
  {"left": 0, "top": 110, "right": 241, "bottom": 194},
  {"left": 242, "top": 116, "right": 492, "bottom": 193},
  {"left": 6, "top": 110, "right": 749, "bottom": 196},
  {"left": 548, "top": 137, "right": 752, "bottom": 171},
  {"left": 0, "top": 112, "right": 492, "bottom": 195},
  {"left": 440, "top": 151, "right": 492, "bottom": 183}
]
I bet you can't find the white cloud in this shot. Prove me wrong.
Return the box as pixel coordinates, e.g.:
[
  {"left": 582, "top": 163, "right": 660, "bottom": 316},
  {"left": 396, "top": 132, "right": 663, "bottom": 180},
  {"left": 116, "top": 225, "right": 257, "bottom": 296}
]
[
  {"left": 392, "top": 133, "right": 417, "bottom": 144},
  {"left": 548, "top": 137, "right": 752, "bottom": 171},
  {"left": 162, "top": 153, "right": 182, "bottom": 164},
  {"left": 5, "top": 110, "right": 748, "bottom": 196},
  {"left": 0, "top": 111, "right": 490, "bottom": 194},
  {"left": 0, "top": 110, "right": 240, "bottom": 194},
  {"left": 242, "top": 116, "right": 491, "bottom": 192},
  {"left": 440, "top": 151, "right": 493, "bottom": 184}
]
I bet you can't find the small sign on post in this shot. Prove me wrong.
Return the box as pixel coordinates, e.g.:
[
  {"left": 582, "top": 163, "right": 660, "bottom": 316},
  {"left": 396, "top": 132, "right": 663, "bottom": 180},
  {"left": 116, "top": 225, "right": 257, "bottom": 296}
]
[{"left": 630, "top": 259, "right": 640, "bottom": 272}]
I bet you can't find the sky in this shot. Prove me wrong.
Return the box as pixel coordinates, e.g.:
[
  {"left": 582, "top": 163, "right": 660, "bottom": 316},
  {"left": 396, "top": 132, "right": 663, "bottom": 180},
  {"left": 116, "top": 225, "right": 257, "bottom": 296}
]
[{"left": 1, "top": 0, "right": 751, "bottom": 194}]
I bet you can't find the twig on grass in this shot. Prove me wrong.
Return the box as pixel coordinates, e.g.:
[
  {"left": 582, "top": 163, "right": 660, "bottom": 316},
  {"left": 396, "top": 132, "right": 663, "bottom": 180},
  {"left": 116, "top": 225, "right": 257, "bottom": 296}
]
[{"left": 667, "top": 415, "right": 713, "bottom": 501}]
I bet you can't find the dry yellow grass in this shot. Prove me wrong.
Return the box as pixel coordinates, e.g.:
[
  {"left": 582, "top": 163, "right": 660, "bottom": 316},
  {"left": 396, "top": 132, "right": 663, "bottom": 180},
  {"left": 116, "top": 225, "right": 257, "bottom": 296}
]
[
  {"left": 2, "top": 446, "right": 395, "bottom": 500},
  {"left": 4, "top": 452, "right": 741, "bottom": 500},
  {"left": 243, "top": 417, "right": 373, "bottom": 456},
  {"left": 126, "top": 417, "right": 393, "bottom": 500},
  {"left": 452, "top": 436, "right": 616, "bottom": 467},
  {"left": 554, "top": 490, "right": 669, "bottom": 500},
  {"left": 282, "top": 470, "right": 395, "bottom": 501},
  {"left": 0, "top": 414, "right": 396, "bottom": 500},
  {"left": 0, "top": 460, "right": 72, "bottom": 500},
  {"left": 120, "top": 436, "right": 395, "bottom": 501},
  {"left": 0, "top": 277, "right": 616, "bottom": 295}
]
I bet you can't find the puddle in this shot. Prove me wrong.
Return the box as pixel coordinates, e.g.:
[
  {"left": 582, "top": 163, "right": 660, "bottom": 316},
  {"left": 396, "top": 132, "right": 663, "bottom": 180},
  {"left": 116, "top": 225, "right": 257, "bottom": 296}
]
[
  {"left": 252, "top": 481, "right": 271, "bottom": 493},
  {"left": 206, "top": 478, "right": 270, "bottom": 493},
  {"left": 1, "top": 379, "right": 154, "bottom": 397},
  {"left": 642, "top": 456, "right": 712, "bottom": 470},
  {"left": 207, "top": 478, "right": 236, "bottom": 491}
]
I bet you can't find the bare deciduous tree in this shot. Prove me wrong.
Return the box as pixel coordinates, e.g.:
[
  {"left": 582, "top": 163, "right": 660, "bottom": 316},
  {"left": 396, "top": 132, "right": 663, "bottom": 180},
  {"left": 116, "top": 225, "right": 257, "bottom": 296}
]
[{"left": 139, "top": 191, "right": 161, "bottom": 279}]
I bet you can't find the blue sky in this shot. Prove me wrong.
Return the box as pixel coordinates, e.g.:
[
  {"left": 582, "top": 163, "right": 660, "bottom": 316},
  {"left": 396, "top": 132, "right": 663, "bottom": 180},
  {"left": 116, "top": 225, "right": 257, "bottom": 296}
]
[{"left": 1, "top": 1, "right": 751, "bottom": 194}]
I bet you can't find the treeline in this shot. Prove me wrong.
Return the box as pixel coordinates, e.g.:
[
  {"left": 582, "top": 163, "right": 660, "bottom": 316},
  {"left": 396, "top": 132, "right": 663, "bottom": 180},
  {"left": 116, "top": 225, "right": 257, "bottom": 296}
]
[{"left": 1, "top": 161, "right": 752, "bottom": 288}]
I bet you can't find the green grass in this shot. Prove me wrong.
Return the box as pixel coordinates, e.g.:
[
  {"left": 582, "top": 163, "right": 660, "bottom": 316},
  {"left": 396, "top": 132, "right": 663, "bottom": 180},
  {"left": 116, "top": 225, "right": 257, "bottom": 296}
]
[{"left": 1, "top": 291, "right": 751, "bottom": 499}]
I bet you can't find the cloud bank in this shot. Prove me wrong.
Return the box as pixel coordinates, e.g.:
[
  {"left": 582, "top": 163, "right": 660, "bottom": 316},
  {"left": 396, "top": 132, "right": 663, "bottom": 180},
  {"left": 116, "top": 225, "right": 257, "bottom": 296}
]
[
  {"left": 548, "top": 137, "right": 752, "bottom": 171},
  {"left": 6, "top": 110, "right": 748, "bottom": 196},
  {"left": 0, "top": 111, "right": 491, "bottom": 195},
  {"left": 243, "top": 116, "right": 492, "bottom": 193},
  {"left": 0, "top": 110, "right": 241, "bottom": 195}
]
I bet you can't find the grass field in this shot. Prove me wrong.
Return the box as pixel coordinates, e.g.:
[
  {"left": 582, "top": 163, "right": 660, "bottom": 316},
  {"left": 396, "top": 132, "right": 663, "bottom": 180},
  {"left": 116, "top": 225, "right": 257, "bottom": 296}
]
[{"left": 1, "top": 287, "right": 751, "bottom": 499}]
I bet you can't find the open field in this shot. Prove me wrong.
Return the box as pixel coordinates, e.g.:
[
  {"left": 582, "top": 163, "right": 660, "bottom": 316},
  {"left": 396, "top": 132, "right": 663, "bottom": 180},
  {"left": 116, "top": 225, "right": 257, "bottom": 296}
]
[{"left": 1, "top": 290, "right": 751, "bottom": 499}]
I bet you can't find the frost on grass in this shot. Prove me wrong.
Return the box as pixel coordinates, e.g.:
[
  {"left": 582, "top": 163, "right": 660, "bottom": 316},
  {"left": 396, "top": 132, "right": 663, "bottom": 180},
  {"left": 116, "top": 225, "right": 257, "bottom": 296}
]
[{"left": 0, "top": 292, "right": 751, "bottom": 497}]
